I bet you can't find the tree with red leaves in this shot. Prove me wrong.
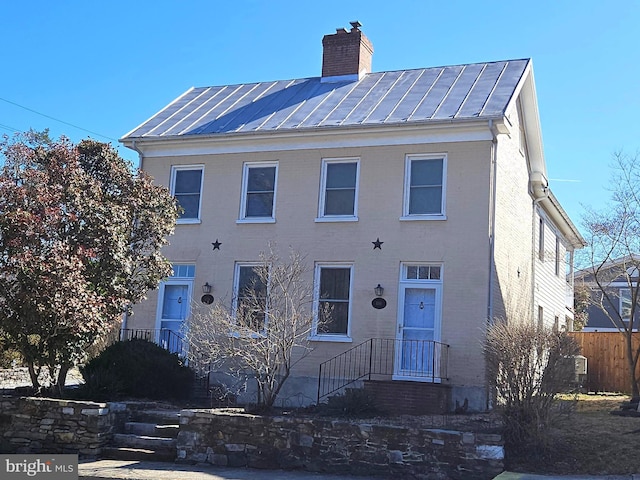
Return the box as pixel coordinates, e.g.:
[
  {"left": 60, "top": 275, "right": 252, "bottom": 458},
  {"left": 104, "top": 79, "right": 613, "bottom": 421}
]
[{"left": 0, "top": 131, "right": 179, "bottom": 394}]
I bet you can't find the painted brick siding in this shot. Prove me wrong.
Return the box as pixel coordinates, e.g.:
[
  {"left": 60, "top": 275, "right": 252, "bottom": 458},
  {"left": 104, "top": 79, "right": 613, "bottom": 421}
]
[
  {"left": 491, "top": 100, "right": 574, "bottom": 329},
  {"left": 492, "top": 101, "right": 535, "bottom": 324},
  {"left": 133, "top": 140, "right": 493, "bottom": 395}
]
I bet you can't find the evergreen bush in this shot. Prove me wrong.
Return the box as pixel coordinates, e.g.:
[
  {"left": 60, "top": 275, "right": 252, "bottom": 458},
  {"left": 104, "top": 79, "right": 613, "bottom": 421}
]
[{"left": 78, "top": 339, "right": 194, "bottom": 401}]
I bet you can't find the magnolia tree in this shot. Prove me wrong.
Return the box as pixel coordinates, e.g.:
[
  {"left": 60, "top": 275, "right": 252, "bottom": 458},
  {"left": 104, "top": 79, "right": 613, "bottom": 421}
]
[
  {"left": 582, "top": 151, "right": 640, "bottom": 397},
  {"left": 187, "top": 247, "right": 315, "bottom": 410},
  {"left": 0, "top": 132, "right": 179, "bottom": 394}
]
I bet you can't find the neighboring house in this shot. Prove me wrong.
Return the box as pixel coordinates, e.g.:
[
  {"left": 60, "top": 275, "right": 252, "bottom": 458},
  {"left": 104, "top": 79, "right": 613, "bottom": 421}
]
[
  {"left": 120, "top": 22, "right": 585, "bottom": 412},
  {"left": 576, "top": 258, "right": 640, "bottom": 332}
]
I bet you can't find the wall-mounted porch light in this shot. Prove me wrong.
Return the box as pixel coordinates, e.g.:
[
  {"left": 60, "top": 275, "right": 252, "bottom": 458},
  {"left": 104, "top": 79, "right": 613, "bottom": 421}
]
[
  {"left": 202, "top": 282, "right": 212, "bottom": 294},
  {"left": 374, "top": 284, "right": 384, "bottom": 297}
]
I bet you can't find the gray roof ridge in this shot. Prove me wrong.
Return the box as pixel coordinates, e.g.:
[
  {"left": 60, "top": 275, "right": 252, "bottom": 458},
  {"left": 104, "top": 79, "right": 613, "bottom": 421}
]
[{"left": 188, "top": 58, "right": 531, "bottom": 91}]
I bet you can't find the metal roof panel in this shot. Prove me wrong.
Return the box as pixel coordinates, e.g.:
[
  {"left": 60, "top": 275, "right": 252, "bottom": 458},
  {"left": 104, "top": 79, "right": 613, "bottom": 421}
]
[{"left": 121, "top": 59, "right": 530, "bottom": 140}]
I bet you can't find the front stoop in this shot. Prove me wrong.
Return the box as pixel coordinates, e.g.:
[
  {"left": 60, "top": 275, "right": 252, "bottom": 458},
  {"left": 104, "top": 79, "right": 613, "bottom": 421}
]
[
  {"left": 102, "top": 406, "right": 180, "bottom": 462},
  {"left": 364, "top": 380, "right": 451, "bottom": 414}
]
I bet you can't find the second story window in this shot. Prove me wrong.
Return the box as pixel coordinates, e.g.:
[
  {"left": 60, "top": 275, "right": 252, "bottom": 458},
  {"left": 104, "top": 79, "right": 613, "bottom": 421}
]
[
  {"left": 402, "top": 154, "right": 446, "bottom": 219},
  {"left": 239, "top": 162, "right": 277, "bottom": 222},
  {"left": 171, "top": 166, "right": 203, "bottom": 223},
  {"left": 620, "top": 288, "right": 633, "bottom": 322},
  {"left": 318, "top": 158, "right": 359, "bottom": 221}
]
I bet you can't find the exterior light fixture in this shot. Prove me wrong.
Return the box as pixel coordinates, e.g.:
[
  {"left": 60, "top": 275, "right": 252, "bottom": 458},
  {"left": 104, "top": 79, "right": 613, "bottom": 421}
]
[
  {"left": 374, "top": 284, "right": 384, "bottom": 297},
  {"left": 202, "top": 282, "right": 212, "bottom": 294}
]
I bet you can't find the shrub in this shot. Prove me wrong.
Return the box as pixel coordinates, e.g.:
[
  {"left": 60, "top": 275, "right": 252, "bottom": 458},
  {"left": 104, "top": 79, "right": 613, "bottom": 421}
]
[
  {"left": 484, "top": 320, "right": 580, "bottom": 457},
  {"left": 78, "top": 339, "right": 194, "bottom": 401}
]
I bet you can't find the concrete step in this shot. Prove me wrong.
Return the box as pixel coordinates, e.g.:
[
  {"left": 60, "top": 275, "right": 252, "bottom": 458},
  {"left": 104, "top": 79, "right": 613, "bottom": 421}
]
[
  {"left": 123, "top": 422, "right": 179, "bottom": 438},
  {"left": 128, "top": 409, "right": 181, "bottom": 424},
  {"left": 111, "top": 434, "right": 176, "bottom": 451},
  {"left": 100, "top": 446, "right": 175, "bottom": 463}
]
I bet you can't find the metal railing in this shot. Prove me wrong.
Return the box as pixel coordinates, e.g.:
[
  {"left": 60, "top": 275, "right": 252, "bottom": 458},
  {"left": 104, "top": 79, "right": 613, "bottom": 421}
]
[
  {"left": 317, "top": 338, "right": 449, "bottom": 403},
  {"left": 119, "top": 328, "right": 185, "bottom": 357}
]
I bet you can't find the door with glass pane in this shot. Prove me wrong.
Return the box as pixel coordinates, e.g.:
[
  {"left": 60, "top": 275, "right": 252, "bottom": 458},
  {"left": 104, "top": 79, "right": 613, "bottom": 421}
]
[
  {"left": 158, "top": 282, "right": 190, "bottom": 354},
  {"left": 395, "top": 286, "right": 440, "bottom": 378}
]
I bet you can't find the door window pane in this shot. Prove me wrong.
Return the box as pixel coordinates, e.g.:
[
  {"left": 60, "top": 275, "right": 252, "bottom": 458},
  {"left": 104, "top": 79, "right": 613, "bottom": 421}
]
[
  {"left": 403, "top": 288, "right": 435, "bottom": 328},
  {"left": 162, "top": 285, "right": 188, "bottom": 320}
]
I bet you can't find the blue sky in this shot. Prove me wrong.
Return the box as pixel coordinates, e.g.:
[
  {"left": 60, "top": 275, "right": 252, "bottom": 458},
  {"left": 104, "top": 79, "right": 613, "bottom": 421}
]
[{"left": 1, "top": 0, "right": 638, "bottom": 231}]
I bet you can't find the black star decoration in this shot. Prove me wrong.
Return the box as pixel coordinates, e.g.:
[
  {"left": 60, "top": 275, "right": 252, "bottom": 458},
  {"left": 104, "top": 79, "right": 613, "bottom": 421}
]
[
  {"left": 212, "top": 239, "right": 222, "bottom": 250},
  {"left": 372, "top": 238, "right": 383, "bottom": 250}
]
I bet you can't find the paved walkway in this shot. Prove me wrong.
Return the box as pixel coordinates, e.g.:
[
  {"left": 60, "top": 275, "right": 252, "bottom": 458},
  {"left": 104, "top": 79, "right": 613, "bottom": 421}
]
[
  {"left": 494, "top": 473, "right": 640, "bottom": 480},
  {"left": 79, "top": 461, "right": 640, "bottom": 480},
  {"left": 78, "top": 460, "right": 371, "bottom": 480}
]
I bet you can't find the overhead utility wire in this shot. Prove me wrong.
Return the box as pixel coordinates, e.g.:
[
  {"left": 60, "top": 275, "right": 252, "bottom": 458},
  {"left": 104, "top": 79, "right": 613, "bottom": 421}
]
[
  {"left": 0, "top": 123, "right": 21, "bottom": 133},
  {"left": 0, "top": 96, "right": 118, "bottom": 142}
]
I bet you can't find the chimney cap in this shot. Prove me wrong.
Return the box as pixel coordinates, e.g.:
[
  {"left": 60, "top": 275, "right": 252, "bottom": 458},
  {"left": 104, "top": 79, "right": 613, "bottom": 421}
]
[{"left": 350, "top": 20, "right": 362, "bottom": 31}]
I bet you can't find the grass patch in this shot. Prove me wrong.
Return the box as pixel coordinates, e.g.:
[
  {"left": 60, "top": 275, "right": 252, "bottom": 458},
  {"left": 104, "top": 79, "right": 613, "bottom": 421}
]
[{"left": 508, "top": 393, "right": 640, "bottom": 475}]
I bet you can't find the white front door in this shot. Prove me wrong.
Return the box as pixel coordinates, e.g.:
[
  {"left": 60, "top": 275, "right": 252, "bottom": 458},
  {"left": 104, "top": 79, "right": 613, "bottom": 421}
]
[
  {"left": 395, "top": 264, "right": 442, "bottom": 380},
  {"left": 157, "top": 281, "right": 191, "bottom": 354}
]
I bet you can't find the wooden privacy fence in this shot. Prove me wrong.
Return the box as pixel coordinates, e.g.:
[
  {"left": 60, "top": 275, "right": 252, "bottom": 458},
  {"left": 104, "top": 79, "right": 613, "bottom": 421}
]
[{"left": 569, "top": 332, "right": 640, "bottom": 394}]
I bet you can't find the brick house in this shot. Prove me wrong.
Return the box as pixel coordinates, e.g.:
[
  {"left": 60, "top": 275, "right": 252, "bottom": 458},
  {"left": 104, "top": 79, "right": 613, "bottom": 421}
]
[{"left": 120, "top": 22, "right": 585, "bottom": 412}]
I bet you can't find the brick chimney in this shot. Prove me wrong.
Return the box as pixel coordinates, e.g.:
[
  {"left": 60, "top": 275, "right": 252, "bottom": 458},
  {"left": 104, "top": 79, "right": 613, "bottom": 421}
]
[{"left": 321, "top": 21, "right": 374, "bottom": 82}]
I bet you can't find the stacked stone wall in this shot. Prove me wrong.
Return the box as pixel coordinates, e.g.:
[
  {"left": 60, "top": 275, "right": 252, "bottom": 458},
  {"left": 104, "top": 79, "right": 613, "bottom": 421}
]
[
  {"left": 0, "top": 396, "right": 112, "bottom": 456},
  {"left": 177, "top": 409, "right": 504, "bottom": 479}
]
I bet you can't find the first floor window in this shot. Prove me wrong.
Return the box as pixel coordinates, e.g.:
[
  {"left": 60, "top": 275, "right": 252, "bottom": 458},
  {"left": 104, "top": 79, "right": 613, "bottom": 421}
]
[
  {"left": 240, "top": 162, "right": 277, "bottom": 220},
  {"left": 315, "top": 265, "right": 352, "bottom": 337},
  {"left": 235, "top": 264, "right": 268, "bottom": 331},
  {"left": 403, "top": 154, "right": 446, "bottom": 218},
  {"left": 171, "top": 166, "right": 203, "bottom": 221}
]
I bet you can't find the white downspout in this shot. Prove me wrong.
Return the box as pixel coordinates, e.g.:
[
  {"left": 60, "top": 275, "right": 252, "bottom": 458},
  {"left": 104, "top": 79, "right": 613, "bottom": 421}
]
[{"left": 487, "top": 121, "right": 499, "bottom": 324}]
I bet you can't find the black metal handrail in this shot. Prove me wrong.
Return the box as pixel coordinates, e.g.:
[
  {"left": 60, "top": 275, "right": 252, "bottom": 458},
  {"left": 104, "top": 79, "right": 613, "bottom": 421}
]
[
  {"left": 317, "top": 338, "right": 449, "bottom": 403},
  {"left": 119, "top": 328, "right": 186, "bottom": 356}
]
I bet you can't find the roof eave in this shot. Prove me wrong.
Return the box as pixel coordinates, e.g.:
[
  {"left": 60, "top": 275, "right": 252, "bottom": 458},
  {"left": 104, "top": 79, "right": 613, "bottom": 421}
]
[{"left": 120, "top": 115, "right": 506, "bottom": 147}]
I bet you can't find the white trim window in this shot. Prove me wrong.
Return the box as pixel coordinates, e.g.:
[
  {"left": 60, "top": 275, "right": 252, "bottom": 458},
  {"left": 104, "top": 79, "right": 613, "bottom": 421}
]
[
  {"left": 233, "top": 263, "right": 268, "bottom": 332},
  {"left": 312, "top": 264, "right": 353, "bottom": 341},
  {"left": 171, "top": 166, "right": 204, "bottom": 223},
  {"left": 620, "top": 288, "right": 632, "bottom": 321},
  {"left": 317, "top": 158, "right": 359, "bottom": 221},
  {"left": 402, "top": 154, "right": 447, "bottom": 220},
  {"left": 238, "top": 162, "right": 278, "bottom": 222}
]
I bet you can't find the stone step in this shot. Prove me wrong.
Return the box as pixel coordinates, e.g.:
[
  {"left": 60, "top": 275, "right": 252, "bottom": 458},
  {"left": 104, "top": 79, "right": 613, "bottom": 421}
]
[
  {"left": 123, "top": 422, "right": 179, "bottom": 438},
  {"left": 111, "top": 433, "right": 177, "bottom": 451},
  {"left": 128, "top": 409, "right": 181, "bottom": 424},
  {"left": 101, "top": 446, "right": 175, "bottom": 463}
]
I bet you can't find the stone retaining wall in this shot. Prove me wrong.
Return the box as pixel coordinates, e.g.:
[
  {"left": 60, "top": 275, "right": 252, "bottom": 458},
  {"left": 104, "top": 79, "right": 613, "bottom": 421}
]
[
  {"left": 177, "top": 409, "right": 504, "bottom": 479},
  {"left": 0, "top": 396, "right": 113, "bottom": 456}
]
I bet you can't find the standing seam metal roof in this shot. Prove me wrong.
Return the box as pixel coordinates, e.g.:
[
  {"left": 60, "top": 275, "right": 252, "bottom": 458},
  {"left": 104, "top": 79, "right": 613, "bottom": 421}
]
[{"left": 122, "top": 59, "right": 530, "bottom": 140}]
